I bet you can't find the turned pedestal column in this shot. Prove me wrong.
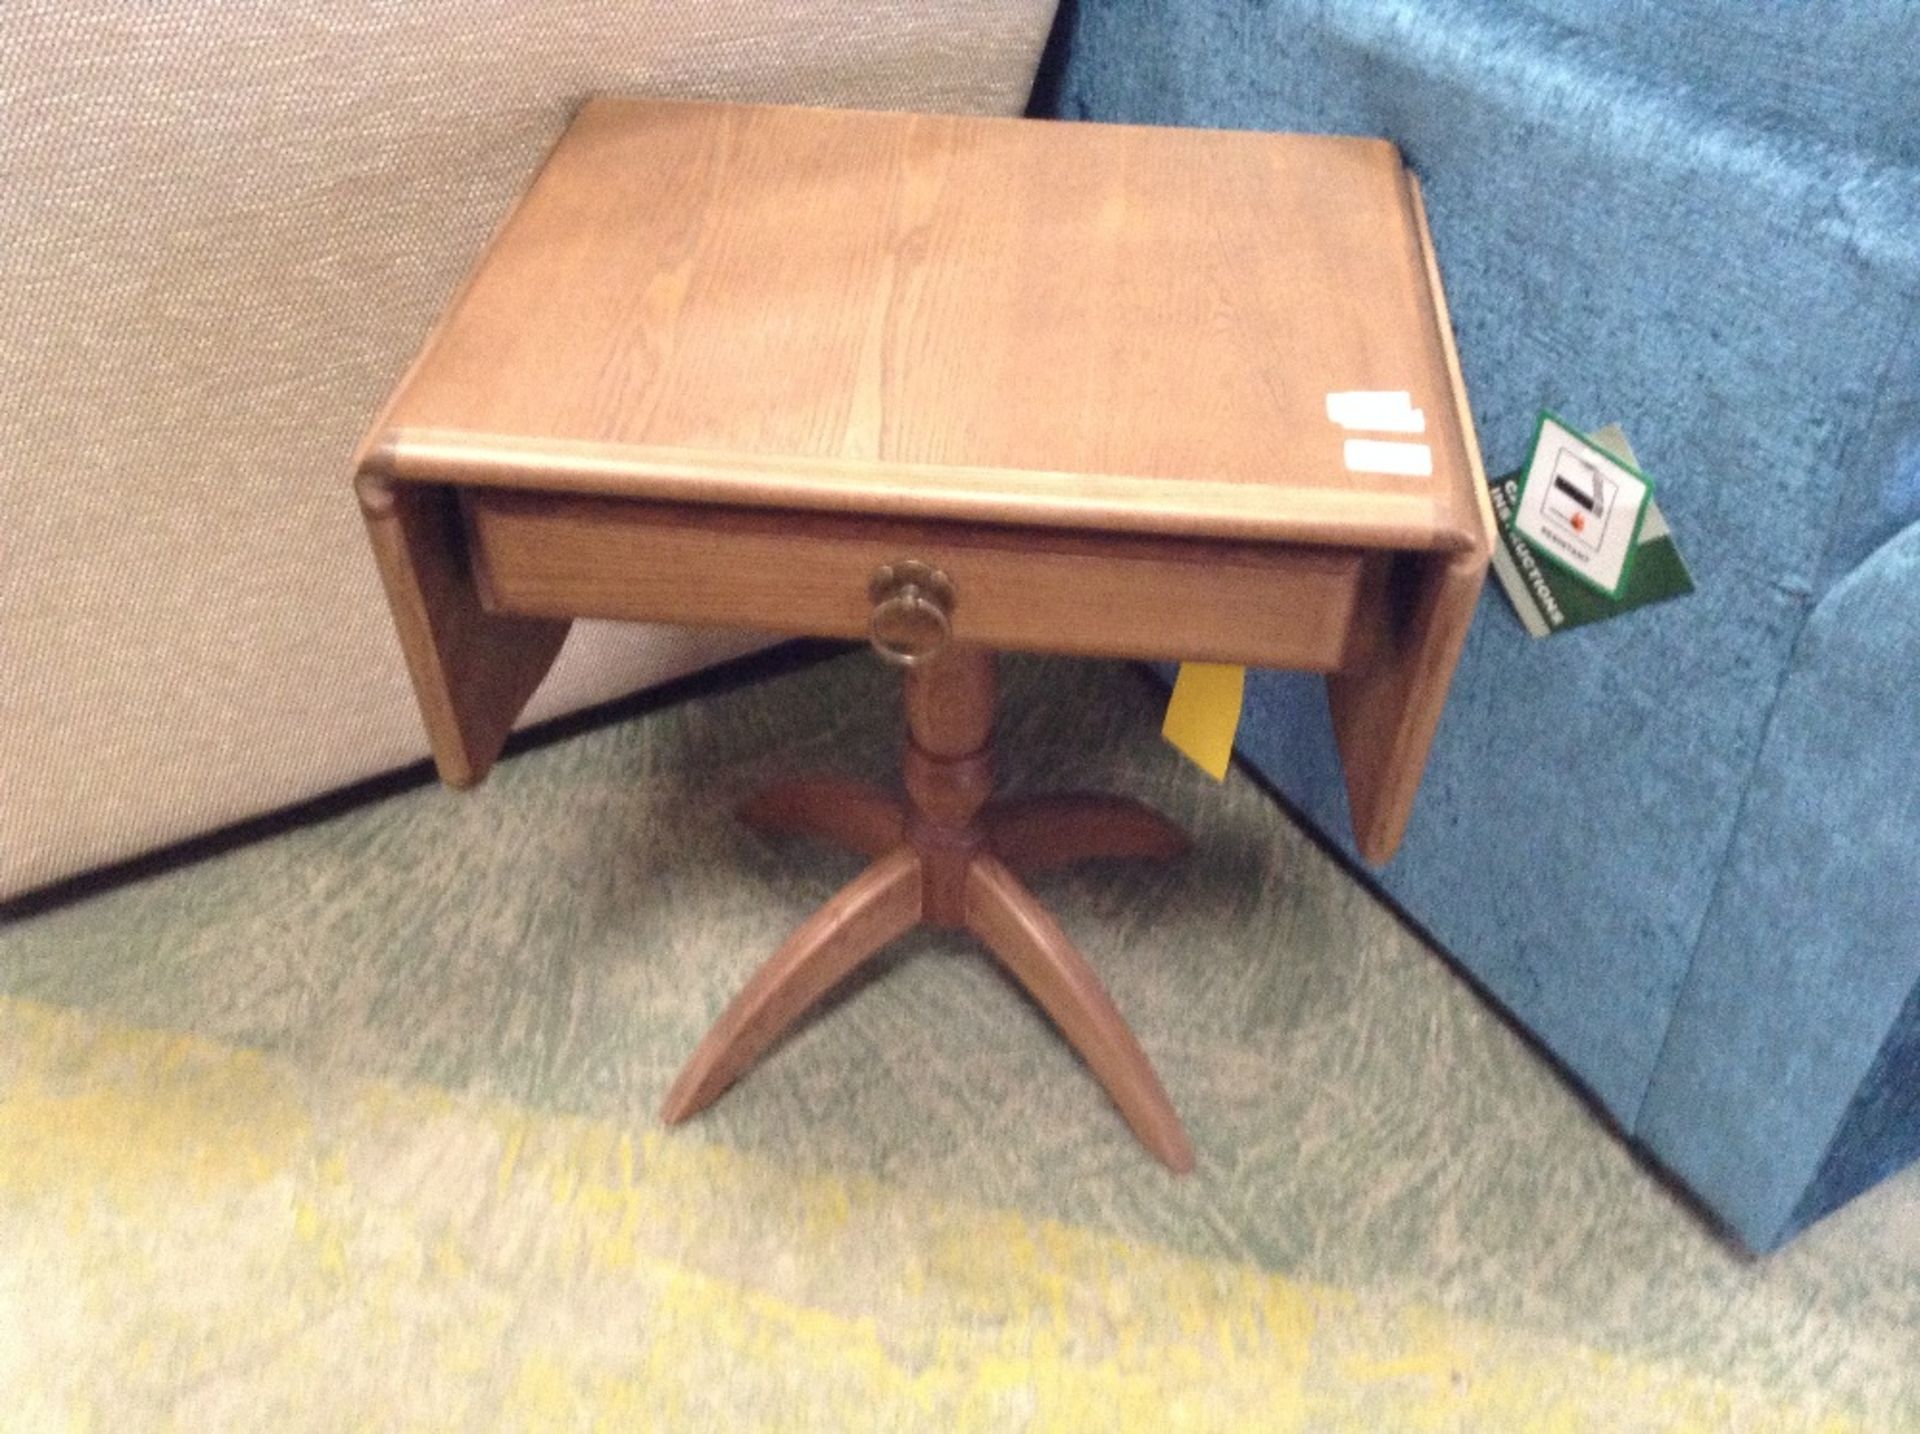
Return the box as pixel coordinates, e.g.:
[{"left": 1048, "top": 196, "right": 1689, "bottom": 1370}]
[{"left": 660, "top": 647, "right": 1195, "bottom": 1172}]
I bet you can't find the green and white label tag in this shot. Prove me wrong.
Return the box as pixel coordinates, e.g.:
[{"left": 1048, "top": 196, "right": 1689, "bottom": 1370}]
[
  {"left": 1511, "top": 412, "right": 1653, "bottom": 599},
  {"left": 1488, "top": 421, "right": 1693, "bottom": 637}
]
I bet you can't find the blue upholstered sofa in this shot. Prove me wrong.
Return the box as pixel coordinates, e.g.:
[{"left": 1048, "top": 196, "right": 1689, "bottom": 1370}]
[{"left": 1039, "top": 0, "right": 1920, "bottom": 1249}]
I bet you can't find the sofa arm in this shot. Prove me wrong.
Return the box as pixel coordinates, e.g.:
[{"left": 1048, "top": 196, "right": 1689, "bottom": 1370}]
[{"left": 1638, "top": 517, "right": 1920, "bottom": 1248}]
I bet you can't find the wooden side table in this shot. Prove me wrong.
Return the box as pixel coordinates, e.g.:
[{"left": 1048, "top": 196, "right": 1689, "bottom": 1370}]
[{"left": 355, "top": 98, "right": 1494, "bottom": 1171}]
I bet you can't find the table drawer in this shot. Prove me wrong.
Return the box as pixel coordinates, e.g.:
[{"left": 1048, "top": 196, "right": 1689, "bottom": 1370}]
[{"left": 462, "top": 489, "right": 1377, "bottom": 671}]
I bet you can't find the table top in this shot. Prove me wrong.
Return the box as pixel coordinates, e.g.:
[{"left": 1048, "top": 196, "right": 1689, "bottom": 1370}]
[{"left": 368, "top": 97, "right": 1486, "bottom": 552}]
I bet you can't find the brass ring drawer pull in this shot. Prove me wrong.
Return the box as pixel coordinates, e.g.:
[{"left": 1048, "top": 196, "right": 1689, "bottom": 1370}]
[{"left": 867, "top": 560, "right": 955, "bottom": 667}]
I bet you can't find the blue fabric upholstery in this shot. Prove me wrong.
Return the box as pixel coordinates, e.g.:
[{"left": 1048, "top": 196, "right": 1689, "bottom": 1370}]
[
  {"left": 1640, "top": 521, "right": 1920, "bottom": 1244},
  {"left": 1042, "top": 0, "right": 1920, "bottom": 1248}
]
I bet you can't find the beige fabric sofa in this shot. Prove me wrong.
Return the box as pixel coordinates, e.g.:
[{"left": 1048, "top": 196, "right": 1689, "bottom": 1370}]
[{"left": 1, "top": 2, "right": 1057, "bottom": 900}]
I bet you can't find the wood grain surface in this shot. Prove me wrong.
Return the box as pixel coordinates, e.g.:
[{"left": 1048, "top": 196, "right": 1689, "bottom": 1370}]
[
  {"left": 1326, "top": 175, "right": 1495, "bottom": 862},
  {"left": 356, "top": 98, "right": 1496, "bottom": 866},
  {"left": 355, "top": 476, "right": 568, "bottom": 788},
  {"left": 462, "top": 490, "right": 1374, "bottom": 671},
  {"left": 368, "top": 98, "right": 1481, "bottom": 551}
]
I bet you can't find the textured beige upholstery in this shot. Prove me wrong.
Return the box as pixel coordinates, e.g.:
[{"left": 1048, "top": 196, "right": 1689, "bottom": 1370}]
[{"left": 0, "top": 1, "right": 1056, "bottom": 899}]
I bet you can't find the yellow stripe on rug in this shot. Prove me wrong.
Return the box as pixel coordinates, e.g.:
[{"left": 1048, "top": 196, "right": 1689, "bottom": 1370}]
[{"left": 0, "top": 996, "right": 1858, "bottom": 1432}]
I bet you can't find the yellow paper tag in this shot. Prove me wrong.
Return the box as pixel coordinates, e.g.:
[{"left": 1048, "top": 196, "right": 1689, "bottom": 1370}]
[{"left": 1161, "top": 662, "right": 1245, "bottom": 781}]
